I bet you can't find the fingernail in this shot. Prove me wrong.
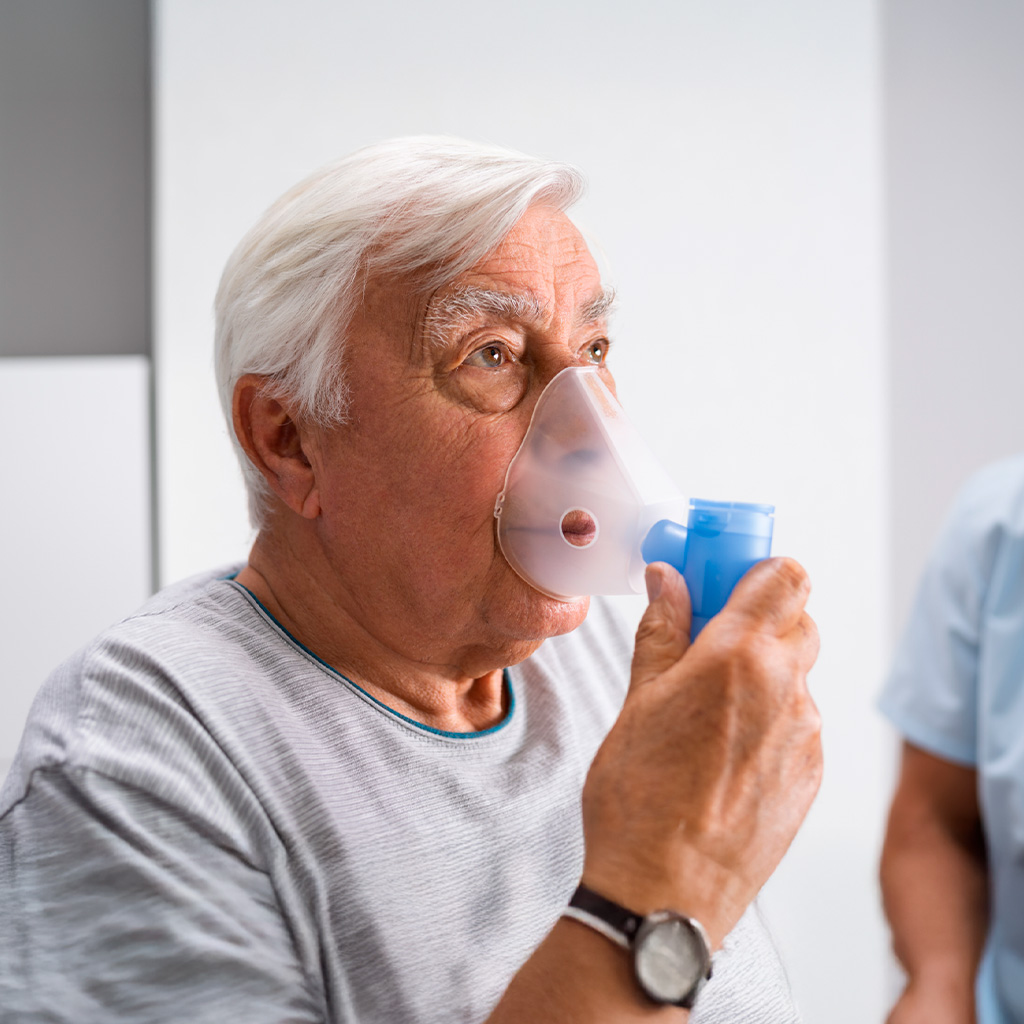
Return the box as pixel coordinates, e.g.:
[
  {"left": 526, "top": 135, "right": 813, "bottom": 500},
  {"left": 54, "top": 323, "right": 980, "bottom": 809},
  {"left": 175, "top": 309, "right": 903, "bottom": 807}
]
[{"left": 645, "top": 565, "right": 662, "bottom": 602}]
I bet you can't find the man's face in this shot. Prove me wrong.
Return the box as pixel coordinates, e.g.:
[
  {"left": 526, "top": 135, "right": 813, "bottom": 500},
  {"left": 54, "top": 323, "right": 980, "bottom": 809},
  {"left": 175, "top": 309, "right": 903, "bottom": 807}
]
[{"left": 305, "top": 205, "right": 616, "bottom": 673}]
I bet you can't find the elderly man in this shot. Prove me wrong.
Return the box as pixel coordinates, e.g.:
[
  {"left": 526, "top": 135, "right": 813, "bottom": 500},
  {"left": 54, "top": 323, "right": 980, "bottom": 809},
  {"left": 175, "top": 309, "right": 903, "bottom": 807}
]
[{"left": 0, "top": 137, "right": 821, "bottom": 1022}]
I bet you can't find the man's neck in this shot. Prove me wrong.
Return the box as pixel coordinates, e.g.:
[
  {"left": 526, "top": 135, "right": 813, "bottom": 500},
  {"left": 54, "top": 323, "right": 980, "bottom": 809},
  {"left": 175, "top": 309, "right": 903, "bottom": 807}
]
[{"left": 236, "top": 532, "right": 515, "bottom": 734}]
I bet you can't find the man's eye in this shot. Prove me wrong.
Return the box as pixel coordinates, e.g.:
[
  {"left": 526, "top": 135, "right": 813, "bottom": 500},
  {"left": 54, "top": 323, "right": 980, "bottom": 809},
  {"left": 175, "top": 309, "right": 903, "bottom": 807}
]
[
  {"left": 583, "top": 339, "right": 609, "bottom": 365},
  {"left": 464, "top": 344, "right": 511, "bottom": 369}
]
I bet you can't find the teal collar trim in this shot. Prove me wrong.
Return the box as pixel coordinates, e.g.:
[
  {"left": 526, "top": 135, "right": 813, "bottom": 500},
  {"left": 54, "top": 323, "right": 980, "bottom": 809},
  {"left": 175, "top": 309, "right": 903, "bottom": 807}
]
[{"left": 228, "top": 580, "right": 516, "bottom": 740}]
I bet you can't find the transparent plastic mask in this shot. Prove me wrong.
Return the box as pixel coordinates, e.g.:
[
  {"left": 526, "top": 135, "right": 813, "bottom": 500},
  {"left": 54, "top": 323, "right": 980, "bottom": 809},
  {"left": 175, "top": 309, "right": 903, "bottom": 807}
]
[{"left": 494, "top": 367, "right": 687, "bottom": 600}]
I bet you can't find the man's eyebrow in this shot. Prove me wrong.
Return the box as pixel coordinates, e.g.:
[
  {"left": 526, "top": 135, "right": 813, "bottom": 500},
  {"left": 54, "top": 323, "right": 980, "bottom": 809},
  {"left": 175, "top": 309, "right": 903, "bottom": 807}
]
[
  {"left": 425, "top": 287, "right": 546, "bottom": 346},
  {"left": 425, "top": 285, "right": 616, "bottom": 346},
  {"left": 576, "top": 287, "right": 617, "bottom": 327}
]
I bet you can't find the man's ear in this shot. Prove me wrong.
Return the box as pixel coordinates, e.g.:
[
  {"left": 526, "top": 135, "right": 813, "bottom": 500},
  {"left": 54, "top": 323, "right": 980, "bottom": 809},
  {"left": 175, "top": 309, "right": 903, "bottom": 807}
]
[{"left": 233, "top": 374, "right": 321, "bottom": 519}]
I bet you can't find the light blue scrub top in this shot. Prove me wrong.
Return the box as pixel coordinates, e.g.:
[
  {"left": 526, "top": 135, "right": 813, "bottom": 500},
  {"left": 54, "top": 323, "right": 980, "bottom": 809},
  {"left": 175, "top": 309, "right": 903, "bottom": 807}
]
[{"left": 880, "top": 454, "right": 1024, "bottom": 1024}]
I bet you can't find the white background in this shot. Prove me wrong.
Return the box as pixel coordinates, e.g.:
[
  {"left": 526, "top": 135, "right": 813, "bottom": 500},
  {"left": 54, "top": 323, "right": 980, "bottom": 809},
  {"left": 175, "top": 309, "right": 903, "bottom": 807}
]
[
  {"left": 884, "top": 0, "right": 1024, "bottom": 626},
  {"left": 0, "top": 357, "right": 152, "bottom": 777}
]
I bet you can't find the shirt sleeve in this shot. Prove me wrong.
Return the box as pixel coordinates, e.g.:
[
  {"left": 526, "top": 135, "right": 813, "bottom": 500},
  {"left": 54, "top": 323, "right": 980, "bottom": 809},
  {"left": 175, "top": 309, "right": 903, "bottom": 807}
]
[
  {"left": 0, "top": 764, "right": 323, "bottom": 1023},
  {"left": 878, "top": 467, "right": 1010, "bottom": 766}
]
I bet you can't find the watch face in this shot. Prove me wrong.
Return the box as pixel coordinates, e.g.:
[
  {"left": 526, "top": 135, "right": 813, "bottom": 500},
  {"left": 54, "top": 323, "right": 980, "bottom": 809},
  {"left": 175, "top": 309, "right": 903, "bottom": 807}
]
[{"left": 634, "top": 914, "right": 706, "bottom": 1005}]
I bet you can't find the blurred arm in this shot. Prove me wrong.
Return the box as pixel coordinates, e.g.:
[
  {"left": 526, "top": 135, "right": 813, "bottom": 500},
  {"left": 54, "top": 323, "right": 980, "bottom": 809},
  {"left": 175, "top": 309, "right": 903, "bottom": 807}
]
[{"left": 880, "top": 741, "right": 989, "bottom": 1024}]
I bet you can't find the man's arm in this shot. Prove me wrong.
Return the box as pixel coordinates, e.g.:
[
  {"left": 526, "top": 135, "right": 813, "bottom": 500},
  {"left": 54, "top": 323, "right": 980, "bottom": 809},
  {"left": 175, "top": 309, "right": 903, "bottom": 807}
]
[
  {"left": 488, "top": 557, "right": 823, "bottom": 1021},
  {"left": 880, "top": 741, "right": 989, "bottom": 1024},
  {"left": 0, "top": 766, "right": 323, "bottom": 1023}
]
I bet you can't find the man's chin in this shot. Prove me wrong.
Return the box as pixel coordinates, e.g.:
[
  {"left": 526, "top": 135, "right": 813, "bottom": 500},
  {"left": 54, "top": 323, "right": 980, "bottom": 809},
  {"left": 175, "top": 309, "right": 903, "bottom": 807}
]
[
  {"left": 500, "top": 585, "right": 591, "bottom": 643},
  {"left": 459, "top": 586, "right": 590, "bottom": 675},
  {"left": 542, "top": 592, "right": 591, "bottom": 637}
]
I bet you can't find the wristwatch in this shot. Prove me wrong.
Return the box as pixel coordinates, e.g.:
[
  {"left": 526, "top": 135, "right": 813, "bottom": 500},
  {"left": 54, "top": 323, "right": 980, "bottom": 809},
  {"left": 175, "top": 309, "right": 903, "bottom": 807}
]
[{"left": 563, "top": 884, "right": 713, "bottom": 1009}]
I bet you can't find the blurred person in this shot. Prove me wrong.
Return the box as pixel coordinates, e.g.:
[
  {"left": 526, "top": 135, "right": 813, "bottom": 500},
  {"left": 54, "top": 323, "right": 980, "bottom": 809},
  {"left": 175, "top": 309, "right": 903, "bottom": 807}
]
[
  {"left": 0, "top": 137, "right": 821, "bottom": 1023},
  {"left": 880, "top": 454, "right": 1024, "bottom": 1024}
]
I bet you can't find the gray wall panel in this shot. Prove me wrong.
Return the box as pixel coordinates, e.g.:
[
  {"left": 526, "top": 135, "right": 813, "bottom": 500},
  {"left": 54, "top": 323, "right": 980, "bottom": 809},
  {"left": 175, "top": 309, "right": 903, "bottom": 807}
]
[{"left": 0, "top": 0, "right": 150, "bottom": 357}]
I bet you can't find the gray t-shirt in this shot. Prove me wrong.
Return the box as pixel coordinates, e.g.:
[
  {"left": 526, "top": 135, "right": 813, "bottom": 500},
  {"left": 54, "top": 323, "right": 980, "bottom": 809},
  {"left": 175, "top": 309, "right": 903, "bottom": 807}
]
[{"left": 0, "top": 569, "right": 797, "bottom": 1022}]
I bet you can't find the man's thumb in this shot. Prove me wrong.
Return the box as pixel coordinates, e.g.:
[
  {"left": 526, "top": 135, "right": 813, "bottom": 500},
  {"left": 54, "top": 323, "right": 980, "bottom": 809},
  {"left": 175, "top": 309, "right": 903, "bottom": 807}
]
[{"left": 629, "top": 562, "right": 692, "bottom": 692}]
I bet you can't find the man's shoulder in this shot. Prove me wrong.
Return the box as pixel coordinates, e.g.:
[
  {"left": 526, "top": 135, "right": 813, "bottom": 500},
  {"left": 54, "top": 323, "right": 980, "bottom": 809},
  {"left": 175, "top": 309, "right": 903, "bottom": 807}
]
[
  {"left": 947, "top": 458, "right": 1024, "bottom": 608},
  {"left": 916, "top": 455, "right": 1024, "bottom": 594},
  {"left": 127, "top": 563, "right": 246, "bottom": 619},
  {"left": 2, "top": 567, "right": 259, "bottom": 804},
  {"left": 950, "top": 454, "right": 1024, "bottom": 537},
  {"left": 61, "top": 565, "right": 253, "bottom": 697}
]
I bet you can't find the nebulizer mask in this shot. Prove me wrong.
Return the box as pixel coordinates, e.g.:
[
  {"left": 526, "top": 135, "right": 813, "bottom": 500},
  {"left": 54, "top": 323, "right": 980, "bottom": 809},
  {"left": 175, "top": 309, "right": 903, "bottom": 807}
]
[{"left": 494, "top": 367, "right": 775, "bottom": 638}]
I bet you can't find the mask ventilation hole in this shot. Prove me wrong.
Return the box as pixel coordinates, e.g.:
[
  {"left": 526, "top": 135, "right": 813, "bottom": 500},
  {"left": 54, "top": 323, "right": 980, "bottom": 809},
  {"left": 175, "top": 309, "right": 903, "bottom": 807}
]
[{"left": 560, "top": 508, "right": 599, "bottom": 548}]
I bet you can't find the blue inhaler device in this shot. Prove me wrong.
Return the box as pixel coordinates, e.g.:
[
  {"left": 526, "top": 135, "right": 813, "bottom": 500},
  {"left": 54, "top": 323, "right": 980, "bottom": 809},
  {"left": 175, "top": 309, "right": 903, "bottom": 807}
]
[
  {"left": 495, "top": 368, "right": 775, "bottom": 640},
  {"left": 641, "top": 501, "right": 775, "bottom": 639}
]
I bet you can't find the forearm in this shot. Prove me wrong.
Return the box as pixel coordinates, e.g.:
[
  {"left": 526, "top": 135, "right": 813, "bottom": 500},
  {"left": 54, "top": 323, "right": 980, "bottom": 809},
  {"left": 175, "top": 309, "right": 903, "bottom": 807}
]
[
  {"left": 489, "top": 561, "right": 822, "bottom": 1024},
  {"left": 486, "top": 918, "right": 686, "bottom": 1024},
  {"left": 881, "top": 821, "right": 988, "bottom": 996},
  {"left": 485, "top": 857, "right": 730, "bottom": 1024},
  {"left": 880, "top": 747, "right": 989, "bottom": 1017}
]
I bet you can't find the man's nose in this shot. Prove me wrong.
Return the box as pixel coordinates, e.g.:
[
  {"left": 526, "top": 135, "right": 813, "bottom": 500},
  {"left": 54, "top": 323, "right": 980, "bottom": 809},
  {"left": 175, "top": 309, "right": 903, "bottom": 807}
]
[{"left": 528, "top": 350, "right": 615, "bottom": 405}]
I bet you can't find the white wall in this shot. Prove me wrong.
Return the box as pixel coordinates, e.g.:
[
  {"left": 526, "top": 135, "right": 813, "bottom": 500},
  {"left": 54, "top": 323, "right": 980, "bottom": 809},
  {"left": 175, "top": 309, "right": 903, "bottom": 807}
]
[
  {"left": 0, "top": 358, "right": 152, "bottom": 780},
  {"left": 154, "top": 2, "right": 887, "bottom": 1019},
  {"left": 885, "top": 0, "right": 1024, "bottom": 629}
]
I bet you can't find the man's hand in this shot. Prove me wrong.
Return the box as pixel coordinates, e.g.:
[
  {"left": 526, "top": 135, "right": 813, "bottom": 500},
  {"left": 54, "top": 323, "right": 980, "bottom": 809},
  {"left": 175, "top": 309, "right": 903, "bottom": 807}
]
[{"left": 580, "top": 557, "right": 822, "bottom": 947}]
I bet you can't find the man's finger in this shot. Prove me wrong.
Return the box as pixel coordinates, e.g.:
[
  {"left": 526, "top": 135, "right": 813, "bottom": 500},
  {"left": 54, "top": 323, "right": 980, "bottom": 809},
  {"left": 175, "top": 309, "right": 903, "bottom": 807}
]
[
  {"left": 725, "top": 557, "right": 811, "bottom": 636},
  {"left": 794, "top": 611, "right": 821, "bottom": 674},
  {"left": 629, "top": 562, "right": 692, "bottom": 692}
]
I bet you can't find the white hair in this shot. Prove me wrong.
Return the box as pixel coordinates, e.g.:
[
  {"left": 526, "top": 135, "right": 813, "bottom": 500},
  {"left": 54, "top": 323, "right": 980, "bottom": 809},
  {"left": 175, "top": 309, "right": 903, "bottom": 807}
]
[{"left": 214, "top": 135, "right": 587, "bottom": 527}]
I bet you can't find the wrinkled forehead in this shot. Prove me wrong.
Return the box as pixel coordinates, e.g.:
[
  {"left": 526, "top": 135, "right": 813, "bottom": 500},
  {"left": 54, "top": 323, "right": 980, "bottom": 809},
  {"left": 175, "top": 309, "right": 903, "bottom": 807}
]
[{"left": 357, "top": 205, "right": 613, "bottom": 363}]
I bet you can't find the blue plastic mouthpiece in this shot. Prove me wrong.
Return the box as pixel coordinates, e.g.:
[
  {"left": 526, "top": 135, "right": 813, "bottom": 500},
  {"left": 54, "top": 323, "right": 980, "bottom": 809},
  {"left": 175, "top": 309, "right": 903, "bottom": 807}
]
[{"left": 641, "top": 499, "right": 775, "bottom": 639}]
